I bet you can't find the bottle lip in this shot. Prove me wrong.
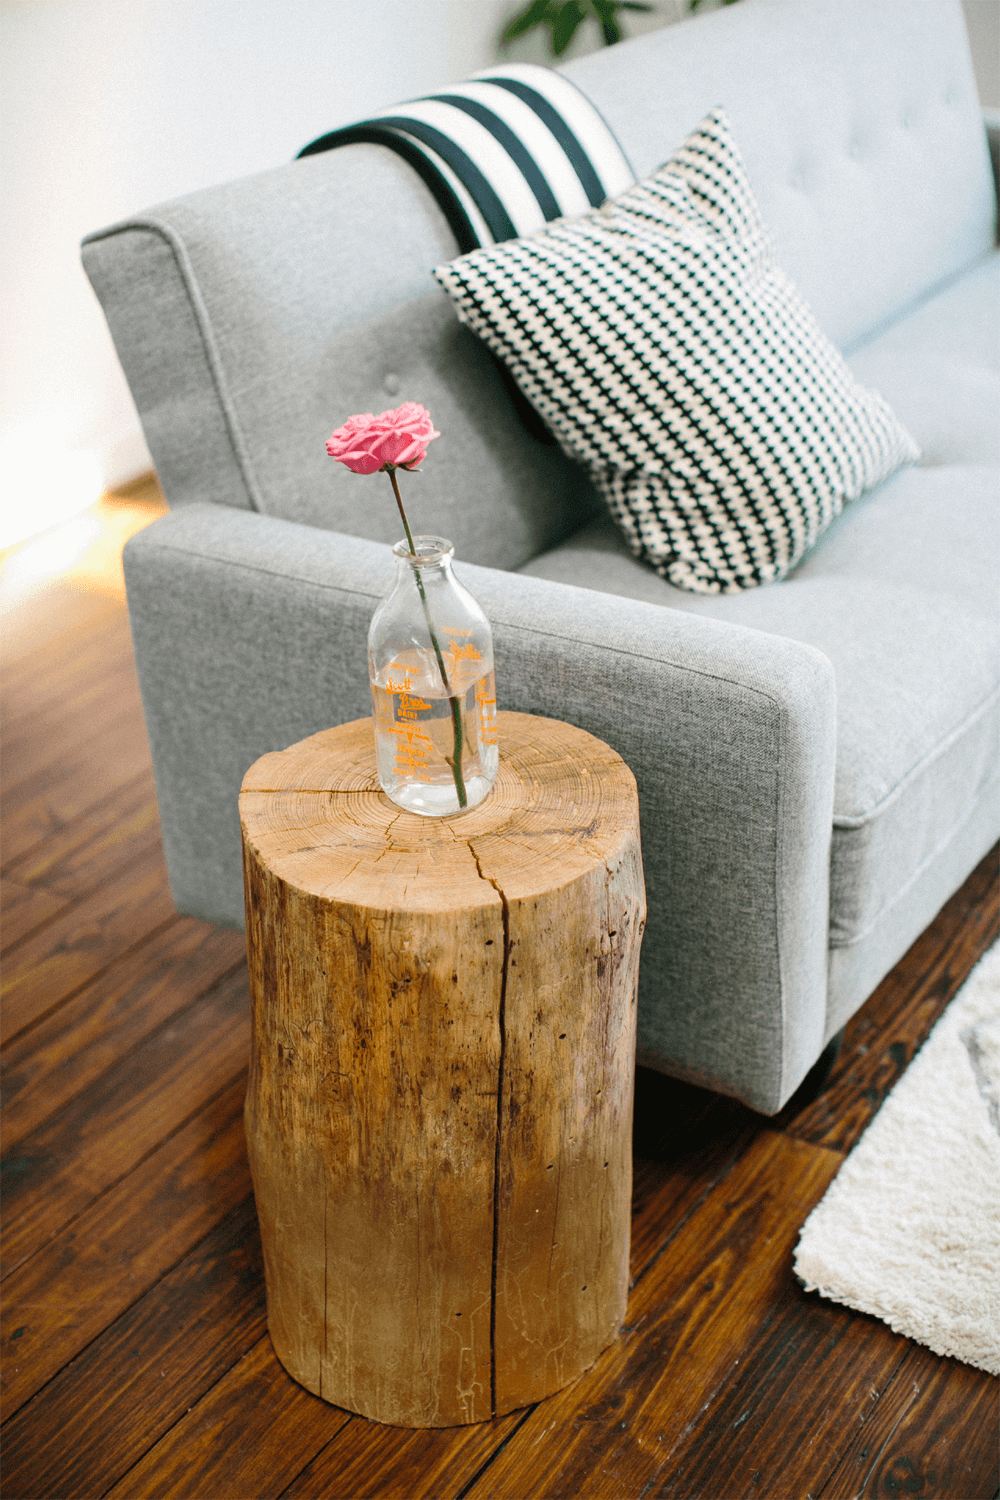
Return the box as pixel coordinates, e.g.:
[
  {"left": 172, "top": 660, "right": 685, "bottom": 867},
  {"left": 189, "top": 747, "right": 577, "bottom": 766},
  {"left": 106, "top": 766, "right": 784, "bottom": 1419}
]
[{"left": 393, "top": 535, "right": 454, "bottom": 565}]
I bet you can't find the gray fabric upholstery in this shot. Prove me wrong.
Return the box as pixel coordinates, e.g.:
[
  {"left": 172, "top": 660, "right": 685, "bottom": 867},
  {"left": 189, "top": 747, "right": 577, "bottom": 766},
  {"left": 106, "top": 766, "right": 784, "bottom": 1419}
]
[
  {"left": 521, "top": 251, "right": 1000, "bottom": 1034},
  {"left": 564, "top": 0, "right": 996, "bottom": 349},
  {"left": 88, "top": 0, "right": 998, "bottom": 1113},
  {"left": 846, "top": 251, "right": 1000, "bottom": 467},
  {"left": 523, "top": 475, "right": 999, "bottom": 1035},
  {"left": 124, "top": 502, "right": 836, "bottom": 1114},
  {"left": 82, "top": 156, "right": 593, "bottom": 570}
]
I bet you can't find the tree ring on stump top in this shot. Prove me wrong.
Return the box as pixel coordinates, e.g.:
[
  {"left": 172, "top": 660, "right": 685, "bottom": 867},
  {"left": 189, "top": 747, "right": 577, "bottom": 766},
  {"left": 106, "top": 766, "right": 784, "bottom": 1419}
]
[{"left": 239, "top": 710, "right": 641, "bottom": 912}]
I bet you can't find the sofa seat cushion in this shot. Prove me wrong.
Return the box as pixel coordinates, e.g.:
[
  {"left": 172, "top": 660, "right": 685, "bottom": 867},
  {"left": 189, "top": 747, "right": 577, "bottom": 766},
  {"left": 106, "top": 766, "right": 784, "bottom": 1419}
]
[{"left": 519, "top": 253, "right": 999, "bottom": 958}]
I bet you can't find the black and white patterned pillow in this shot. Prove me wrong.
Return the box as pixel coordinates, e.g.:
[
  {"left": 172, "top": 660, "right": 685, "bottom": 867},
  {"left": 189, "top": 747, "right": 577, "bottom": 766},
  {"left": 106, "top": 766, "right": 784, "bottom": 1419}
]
[{"left": 433, "top": 109, "right": 920, "bottom": 594}]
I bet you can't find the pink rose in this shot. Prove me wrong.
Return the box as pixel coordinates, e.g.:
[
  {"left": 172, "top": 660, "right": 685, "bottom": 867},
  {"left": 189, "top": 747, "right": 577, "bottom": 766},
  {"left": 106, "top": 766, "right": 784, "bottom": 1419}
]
[{"left": 325, "top": 402, "right": 440, "bottom": 475}]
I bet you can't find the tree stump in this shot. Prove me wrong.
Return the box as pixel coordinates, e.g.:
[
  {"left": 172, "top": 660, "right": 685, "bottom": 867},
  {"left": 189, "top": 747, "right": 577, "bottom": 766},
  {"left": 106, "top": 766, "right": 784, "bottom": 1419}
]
[{"left": 239, "top": 711, "right": 645, "bottom": 1427}]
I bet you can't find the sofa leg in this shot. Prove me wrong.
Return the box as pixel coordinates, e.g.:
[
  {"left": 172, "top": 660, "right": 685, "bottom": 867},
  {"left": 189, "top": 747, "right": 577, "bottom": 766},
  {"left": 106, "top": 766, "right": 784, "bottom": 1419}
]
[{"left": 785, "top": 1026, "right": 845, "bottom": 1113}]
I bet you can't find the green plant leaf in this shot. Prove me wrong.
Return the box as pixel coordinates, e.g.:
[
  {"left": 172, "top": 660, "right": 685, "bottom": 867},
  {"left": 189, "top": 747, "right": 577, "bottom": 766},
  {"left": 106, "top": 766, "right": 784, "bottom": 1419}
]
[
  {"left": 501, "top": 0, "right": 662, "bottom": 53},
  {"left": 591, "top": 0, "right": 623, "bottom": 45},
  {"left": 552, "top": 0, "right": 586, "bottom": 54},
  {"left": 500, "top": 0, "right": 556, "bottom": 44}
]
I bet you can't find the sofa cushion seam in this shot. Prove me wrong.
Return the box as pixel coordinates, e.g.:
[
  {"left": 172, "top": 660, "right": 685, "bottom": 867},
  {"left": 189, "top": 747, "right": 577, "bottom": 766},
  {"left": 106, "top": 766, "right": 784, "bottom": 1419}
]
[
  {"left": 832, "top": 682, "right": 1000, "bottom": 829},
  {"left": 829, "top": 764, "right": 1000, "bottom": 950}
]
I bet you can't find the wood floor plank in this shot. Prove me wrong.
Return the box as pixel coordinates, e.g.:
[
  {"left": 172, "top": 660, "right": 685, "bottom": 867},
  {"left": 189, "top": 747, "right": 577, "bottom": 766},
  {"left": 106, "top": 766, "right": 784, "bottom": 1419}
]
[
  {"left": 1, "top": 692, "right": 152, "bottom": 820},
  {"left": 279, "top": 1409, "right": 531, "bottom": 1500},
  {"left": 0, "top": 715, "right": 154, "bottom": 869},
  {"left": 650, "top": 1300, "right": 892, "bottom": 1499},
  {"left": 0, "top": 844, "right": 176, "bottom": 1043},
  {"left": 1, "top": 964, "right": 251, "bottom": 1273},
  {"left": 785, "top": 843, "right": 999, "bottom": 1155},
  {"left": 0, "top": 637, "right": 138, "bottom": 752},
  {"left": 0, "top": 1074, "right": 250, "bottom": 1418},
  {"left": 0, "top": 629, "right": 133, "bottom": 731},
  {"left": 629, "top": 1071, "right": 761, "bottom": 1282},
  {"left": 0, "top": 1194, "right": 266, "bottom": 1500},
  {"left": 3, "top": 764, "right": 158, "bottom": 889},
  {"left": 1, "top": 776, "right": 162, "bottom": 965},
  {"left": 461, "top": 1132, "right": 843, "bottom": 1500},
  {"left": 817, "top": 1339, "right": 1000, "bottom": 1500},
  {"left": 103, "top": 1335, "right": 353, "bottom": 1500},
  {"left": 1, "top": 917, "right": 245, "bottom": 1148},
  {"left": 643, "top": 1270, "right": 995, "bottom": 1498},
  {"left": 0, "top": 595, "right": 132, "bottom": 718},
  {"left": 1, "top": 661, "right": 144, "bottom": 801},
  {"left": 0, "top": 583, "right": 126, "bottom": 683},
  {"left": 2, "top": 769, "right": 162, "bottom": 917},
  {"left": 0, "top": 627, "right": 136, "bottom": 734},
  {"left": 2, "top": 487, "right": 166, "bottom": 633},
  {"left": 0, "top": 875, "right": 69, "bottom": 951}
]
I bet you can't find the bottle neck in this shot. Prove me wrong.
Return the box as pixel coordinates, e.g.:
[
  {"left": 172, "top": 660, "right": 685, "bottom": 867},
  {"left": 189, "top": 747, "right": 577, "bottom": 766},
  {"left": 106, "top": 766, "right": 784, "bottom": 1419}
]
[{"left": 393, "top": 536, "right": 454, "bottom": 577}]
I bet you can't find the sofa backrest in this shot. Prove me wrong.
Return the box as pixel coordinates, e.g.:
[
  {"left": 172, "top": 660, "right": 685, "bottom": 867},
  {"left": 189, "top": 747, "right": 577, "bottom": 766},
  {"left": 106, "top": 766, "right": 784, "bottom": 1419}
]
[
  {"left": 82, "top": 148, "right": 597, "bottom": 571},
  {"left": 82, "top": 0, "right": 995, "bottom": 569},
  {"left": 566, "top": 0, "right": 995, "bottom": 351}
]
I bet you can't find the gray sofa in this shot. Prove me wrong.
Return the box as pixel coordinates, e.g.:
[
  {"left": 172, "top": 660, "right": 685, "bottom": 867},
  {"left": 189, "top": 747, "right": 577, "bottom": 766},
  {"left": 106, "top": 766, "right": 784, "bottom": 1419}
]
[{"left": 82, "top": 0, "right": 999, "bottom": 1114}]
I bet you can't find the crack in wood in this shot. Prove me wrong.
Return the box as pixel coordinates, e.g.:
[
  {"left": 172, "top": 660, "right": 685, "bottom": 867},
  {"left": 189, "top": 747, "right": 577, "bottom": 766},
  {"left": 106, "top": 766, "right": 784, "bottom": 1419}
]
[{"left": 467, "top": 837, "right": 509, "bottom": 1420}]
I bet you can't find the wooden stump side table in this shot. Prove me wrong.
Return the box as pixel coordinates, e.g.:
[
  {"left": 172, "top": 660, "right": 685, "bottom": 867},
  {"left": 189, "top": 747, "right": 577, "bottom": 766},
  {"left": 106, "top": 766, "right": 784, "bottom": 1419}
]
[{"left": 239, "top": 711, "right": 645, "bottom": 1427}]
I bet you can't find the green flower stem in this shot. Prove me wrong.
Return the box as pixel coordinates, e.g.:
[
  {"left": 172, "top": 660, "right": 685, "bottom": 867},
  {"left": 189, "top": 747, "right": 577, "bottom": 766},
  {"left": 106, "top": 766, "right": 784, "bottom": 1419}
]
[{"left": 386, "top": 466, "right": 467, "bottom": 809}]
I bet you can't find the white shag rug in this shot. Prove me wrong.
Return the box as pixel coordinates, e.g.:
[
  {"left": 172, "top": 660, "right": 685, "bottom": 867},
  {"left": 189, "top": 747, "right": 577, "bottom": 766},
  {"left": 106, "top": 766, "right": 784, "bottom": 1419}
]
[{"left": 794, "top": 941, "right": 1000, "bottom": 1375}]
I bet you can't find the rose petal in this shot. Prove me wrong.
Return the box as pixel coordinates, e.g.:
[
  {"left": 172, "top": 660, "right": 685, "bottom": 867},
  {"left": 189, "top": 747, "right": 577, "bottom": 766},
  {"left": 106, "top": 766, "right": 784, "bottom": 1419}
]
[
  {"left": 325, "top": 442, "right": 383, "bottom": 474},
  {"left": 326, "top": 404, "right": 439, "bottom": 472},
  {"left": 378, "top": 432, "right": 420, "bottom": 466}
]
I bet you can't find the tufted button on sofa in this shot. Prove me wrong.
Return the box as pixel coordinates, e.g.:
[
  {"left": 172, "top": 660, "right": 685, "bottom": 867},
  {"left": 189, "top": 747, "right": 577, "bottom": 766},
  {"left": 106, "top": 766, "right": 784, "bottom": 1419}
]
[{"left": 81, "top": 0, "right": 998, "bottom": 1112}]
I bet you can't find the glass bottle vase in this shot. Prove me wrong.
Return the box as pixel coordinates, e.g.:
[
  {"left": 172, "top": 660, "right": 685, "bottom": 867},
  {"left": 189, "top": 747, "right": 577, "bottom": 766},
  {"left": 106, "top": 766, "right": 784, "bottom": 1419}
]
[{"left": 368, "top": 536, "right": 498, "bottom": 816}]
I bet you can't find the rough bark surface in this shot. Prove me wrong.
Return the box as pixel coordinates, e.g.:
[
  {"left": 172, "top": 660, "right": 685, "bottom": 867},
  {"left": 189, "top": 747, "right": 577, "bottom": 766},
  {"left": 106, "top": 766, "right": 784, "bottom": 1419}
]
[{"left": 239, "top": 711, "right": 645, "bottom": 1427}]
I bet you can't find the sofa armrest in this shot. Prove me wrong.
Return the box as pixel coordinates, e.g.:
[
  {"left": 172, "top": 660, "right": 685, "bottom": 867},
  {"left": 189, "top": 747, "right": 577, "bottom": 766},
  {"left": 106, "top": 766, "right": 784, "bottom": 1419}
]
[{"left": 124, "top": 503, "right": 836, "bottom": 1112}]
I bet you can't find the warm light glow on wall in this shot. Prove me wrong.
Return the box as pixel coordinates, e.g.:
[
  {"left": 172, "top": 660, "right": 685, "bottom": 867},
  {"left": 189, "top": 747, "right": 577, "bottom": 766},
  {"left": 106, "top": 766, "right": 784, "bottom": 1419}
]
[
  {"left": 0, "top": 445, "right": 105, "bottom": 550},
  {"left": 1, "top": 510, "right": 105, "bottom": 596}
]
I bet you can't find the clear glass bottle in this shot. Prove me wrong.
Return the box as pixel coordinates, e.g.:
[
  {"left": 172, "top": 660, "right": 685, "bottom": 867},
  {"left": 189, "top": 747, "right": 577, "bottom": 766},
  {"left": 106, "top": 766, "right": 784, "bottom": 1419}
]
[{"left": 369, "top": 536, "right": 498, "bottom": 816}]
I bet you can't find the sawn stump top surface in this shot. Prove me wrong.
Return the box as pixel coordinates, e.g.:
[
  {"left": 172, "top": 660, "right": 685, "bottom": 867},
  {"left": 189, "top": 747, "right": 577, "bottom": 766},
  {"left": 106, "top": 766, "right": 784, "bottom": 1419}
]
[{"left": 239, "top": 711, "right": 640, "bottom": 914}]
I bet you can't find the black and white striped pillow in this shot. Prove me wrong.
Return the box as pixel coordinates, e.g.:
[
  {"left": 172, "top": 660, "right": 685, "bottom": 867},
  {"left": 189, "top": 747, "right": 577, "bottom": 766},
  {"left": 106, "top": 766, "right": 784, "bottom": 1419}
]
[{"left": 433, "top": 109, "right": 920, "bottom": 594}]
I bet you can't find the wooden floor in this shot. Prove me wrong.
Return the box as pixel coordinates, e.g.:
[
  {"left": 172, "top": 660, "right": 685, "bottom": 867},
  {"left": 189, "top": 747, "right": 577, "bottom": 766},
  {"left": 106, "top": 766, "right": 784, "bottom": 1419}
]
[{"left": 2, "top": 486, "right": 998, "bottom": 1500}]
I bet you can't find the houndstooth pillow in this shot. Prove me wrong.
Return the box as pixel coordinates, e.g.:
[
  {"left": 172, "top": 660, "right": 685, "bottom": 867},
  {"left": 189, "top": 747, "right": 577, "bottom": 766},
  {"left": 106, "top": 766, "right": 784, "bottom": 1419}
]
[{"left": 433, "top": 109, "right": 920, "bottom": 594}]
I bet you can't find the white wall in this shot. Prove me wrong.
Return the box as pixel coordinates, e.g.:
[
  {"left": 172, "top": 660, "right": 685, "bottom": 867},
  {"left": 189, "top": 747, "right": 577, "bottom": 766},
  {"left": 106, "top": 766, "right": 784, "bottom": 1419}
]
[
  {"left": 1, "top": 0, "right": 996, "bottom": 548},
  {"left": 0, "top": 0, "right": 527, "bottom": 544}
]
